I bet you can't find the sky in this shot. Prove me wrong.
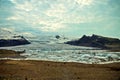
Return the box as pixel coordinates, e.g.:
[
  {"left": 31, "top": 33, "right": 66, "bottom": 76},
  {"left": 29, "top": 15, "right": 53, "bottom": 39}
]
[{"left": 0, "top": 0, "right": 120, "bottom": 38}]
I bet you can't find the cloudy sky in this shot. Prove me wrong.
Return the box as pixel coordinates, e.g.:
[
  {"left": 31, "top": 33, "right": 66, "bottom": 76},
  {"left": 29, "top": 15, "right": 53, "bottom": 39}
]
[{"left": 0, "top": 0, "right": 120, "bottom": 38}]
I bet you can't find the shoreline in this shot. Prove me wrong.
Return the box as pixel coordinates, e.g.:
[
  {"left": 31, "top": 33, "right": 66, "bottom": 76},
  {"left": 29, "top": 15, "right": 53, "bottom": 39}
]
[{"left": 0, "top": 58, "right": 120, "bottom": 64}]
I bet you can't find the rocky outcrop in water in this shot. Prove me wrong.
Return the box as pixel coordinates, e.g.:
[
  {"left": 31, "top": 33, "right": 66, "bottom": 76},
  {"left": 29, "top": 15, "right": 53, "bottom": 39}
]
[
  {"left": 65, "top": 34, "right": 120, "bottom": 50},
  {"left": 55, "top": 35, "right": 61, "bottom": 39}
]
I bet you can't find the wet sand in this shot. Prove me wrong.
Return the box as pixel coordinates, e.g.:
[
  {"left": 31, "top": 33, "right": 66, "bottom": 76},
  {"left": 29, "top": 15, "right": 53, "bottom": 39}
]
[
  {"left": 0, "top": 60, "right": 120, "bottom": 80},
  {"left": 0, "top": 49, "right": 25, "bottom": 58}
]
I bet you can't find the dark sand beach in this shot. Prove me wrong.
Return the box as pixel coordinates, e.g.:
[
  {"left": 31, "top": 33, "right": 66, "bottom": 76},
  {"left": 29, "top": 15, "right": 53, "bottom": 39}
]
[{"left": 0, "top": 60, "right": 120, "bottom": 80}]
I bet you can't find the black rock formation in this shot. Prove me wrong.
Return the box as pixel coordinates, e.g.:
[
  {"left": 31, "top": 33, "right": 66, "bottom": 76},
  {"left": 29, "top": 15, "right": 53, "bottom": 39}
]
[
  {"left": 0, "top": 36, "right": 30, "bottom": 47},
  {"left": 65, "top": 34, "right": 120, "bottom": 50},
  {"left": 55, "top": 35, "right": 60, "bottom": 39}
]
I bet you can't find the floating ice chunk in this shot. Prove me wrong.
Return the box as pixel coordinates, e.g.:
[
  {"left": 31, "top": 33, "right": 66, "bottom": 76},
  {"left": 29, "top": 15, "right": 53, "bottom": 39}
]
[
  {"left": 80, "top": 54, "right": 92, "bottom": 58},
  {"left": 106, "top": 54, "right": 119, "bottom": 61}
]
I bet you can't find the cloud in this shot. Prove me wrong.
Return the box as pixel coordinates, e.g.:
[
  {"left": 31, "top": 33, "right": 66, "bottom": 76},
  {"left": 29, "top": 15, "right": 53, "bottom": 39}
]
[
  {"left": 21, "top": 32, "right": 34, "bottom": 37},
  {"left": 1, "top": 27, "right": 15, "bottom": 32},
  {"left": 45, "top": 3, "right": 67, "bottom": 18},
  {"left": 7, "top": 16, "right": 21, "bottom": 20},
  {"left": 10, "top": 0, "right": 34, "bottom": 11},
  {"left": 40, "top": 23, "right": 66, "bottom": 32},
  {"left": 75, "top": 0, "right": 93, "bottom": 7},
  {"left": 9, "top": 0, "right": 17, "bottom": 4},
  {"left": 6, "top": 0, "right": 120, "bottom": 35}
]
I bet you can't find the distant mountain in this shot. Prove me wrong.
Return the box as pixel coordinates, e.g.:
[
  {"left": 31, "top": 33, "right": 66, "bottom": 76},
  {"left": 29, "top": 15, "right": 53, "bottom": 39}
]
[
  {"left": 65, "top": 34, "right": 120, "bottom": 50},
  {"left": 0, "top": 28, "right": 30, "bottom": 47},
  {"left": 0, "top": 36, "right": 30, "bottom": 47}
]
